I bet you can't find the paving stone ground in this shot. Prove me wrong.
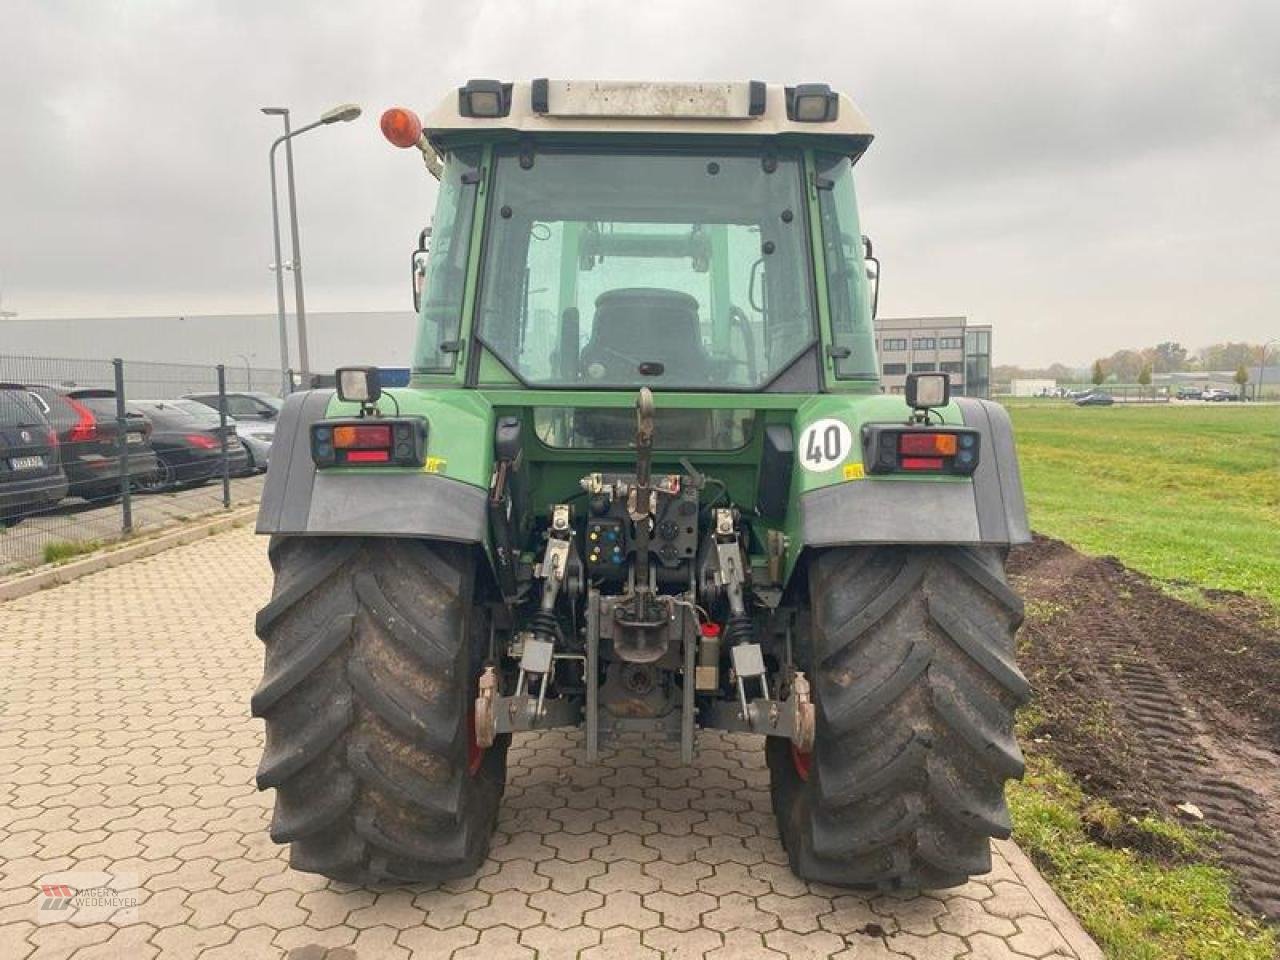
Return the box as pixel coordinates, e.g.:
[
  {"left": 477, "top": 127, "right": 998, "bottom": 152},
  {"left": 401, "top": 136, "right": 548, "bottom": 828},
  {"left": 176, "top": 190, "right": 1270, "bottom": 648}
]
[{"left": 0, "top": 526, "right": 1102, "bottom": 959}]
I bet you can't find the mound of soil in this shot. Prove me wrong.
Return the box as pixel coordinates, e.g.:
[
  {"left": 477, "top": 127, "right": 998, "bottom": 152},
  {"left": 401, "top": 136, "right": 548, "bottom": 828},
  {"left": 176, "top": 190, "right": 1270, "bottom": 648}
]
[{"left": 1010, "top": 535, "right": 1280, "bottom": 921}]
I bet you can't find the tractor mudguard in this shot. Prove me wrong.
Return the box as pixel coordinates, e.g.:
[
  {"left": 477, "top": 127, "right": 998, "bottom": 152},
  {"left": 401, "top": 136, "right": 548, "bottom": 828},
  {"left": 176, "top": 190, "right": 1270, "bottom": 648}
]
[
  {"left": 256, "top": 389, "right": 489, "bottom": 542},
  {"left": 795, "top": 397, "right": 1029, "bottom": 549}
]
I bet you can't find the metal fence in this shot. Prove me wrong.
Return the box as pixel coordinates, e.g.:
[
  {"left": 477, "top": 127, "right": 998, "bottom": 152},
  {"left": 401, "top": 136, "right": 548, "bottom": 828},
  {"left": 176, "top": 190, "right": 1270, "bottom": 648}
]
[{"left": 0, "top": 355, "right": 282, "bottom": 577}]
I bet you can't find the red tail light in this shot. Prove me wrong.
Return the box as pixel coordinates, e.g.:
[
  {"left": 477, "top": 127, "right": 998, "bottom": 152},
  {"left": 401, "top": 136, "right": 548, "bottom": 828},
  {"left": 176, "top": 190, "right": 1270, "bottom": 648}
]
[
  {"left": 185, "top": 434, "right": 219, "bottom": 449},
  {"left": 46, "top": 429, "right": 59, "bottom": 448},
  {"left": 862, "top": 425, "right": 981, "bottom": 476},
  {"left": 899, "top": 432, "right": 958, "bottom": 456},
  {"left": 65, "top": 397, "right": 98, "bottom": 443},
  {"left": 311, "top": 417, "right": 427, "bottom": 468},
  {"left": 900, "top": 456, "right": 945, "bottom": 471},
  {"left": 333, "top": 424, "right": 393, "bottom": 449}
]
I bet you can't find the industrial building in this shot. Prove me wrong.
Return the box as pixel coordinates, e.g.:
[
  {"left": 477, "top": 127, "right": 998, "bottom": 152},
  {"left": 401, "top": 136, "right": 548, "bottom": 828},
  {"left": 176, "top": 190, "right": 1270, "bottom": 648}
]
[{"left": 873, "top": 316, "right": 992, "bottom": 398}]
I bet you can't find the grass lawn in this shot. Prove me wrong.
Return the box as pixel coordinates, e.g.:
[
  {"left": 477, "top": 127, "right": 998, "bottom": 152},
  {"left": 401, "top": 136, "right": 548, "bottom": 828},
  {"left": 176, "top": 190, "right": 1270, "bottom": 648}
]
[
  {"left": 1004, "top": 401, "right": 1280, "bottom": 958},
  {"left": 1004, "top": 401, "right": 1280, "bottom": 605},
  {"left": 1008, "top": 746, "right": 1276, "bottom": 960}
]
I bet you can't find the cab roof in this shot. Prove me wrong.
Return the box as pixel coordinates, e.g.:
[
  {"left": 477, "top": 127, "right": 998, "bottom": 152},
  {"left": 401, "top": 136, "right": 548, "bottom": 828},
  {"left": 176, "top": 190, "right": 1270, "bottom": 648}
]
[{"left": 422, "top": 80, "right": 874, "bottom": 161}]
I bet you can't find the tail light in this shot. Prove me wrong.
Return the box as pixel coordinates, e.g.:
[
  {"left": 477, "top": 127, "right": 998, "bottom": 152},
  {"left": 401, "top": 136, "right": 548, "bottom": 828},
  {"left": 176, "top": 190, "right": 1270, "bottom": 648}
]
[
  {"left": 46, "top": 429, "right": 59, "bottom": 448},
  {"left": 65, "top": 397, "right": 98, "bottom": 443},
  {"left": 862, "top": 426, "right": 980, "bottom": 475},
  {"left": 311, "top": 417, "right": 427, "bottom": 468},
  {"left": 186, "top": 434, "right": 220, "bottom": 450}
]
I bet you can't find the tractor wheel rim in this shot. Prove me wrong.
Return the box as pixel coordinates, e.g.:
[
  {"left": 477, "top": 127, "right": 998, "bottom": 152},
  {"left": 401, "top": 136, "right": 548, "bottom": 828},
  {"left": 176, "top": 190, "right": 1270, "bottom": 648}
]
[
  {"left": 465, "top": 710, "right": 485, "bottom": 777},
  {"left": 791, "top": 743, "right": 812, "bottom": 782}
]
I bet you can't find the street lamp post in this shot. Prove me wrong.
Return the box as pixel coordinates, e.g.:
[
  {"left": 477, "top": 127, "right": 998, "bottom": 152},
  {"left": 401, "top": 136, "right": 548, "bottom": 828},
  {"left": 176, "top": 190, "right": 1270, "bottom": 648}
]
[
  {"left": 262, "top": 103, "right": 362, "bottom": 393},
  {"left": 235, "top": 353, "right": 255, "bottom": 391}
]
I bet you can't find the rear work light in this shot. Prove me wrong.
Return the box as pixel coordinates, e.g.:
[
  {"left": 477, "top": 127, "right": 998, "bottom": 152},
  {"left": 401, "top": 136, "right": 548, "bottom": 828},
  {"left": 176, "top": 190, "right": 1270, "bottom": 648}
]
[
  {"left": 311, "top": 417, "right": 427, "bottom": 468},
  {"left": 861, "top": 425, "right": 980, "bottom": 476}
]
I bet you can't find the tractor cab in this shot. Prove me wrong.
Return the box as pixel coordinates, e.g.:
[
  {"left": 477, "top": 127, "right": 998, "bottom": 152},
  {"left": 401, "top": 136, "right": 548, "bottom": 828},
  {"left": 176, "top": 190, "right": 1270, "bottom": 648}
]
[{"left": 393, "top": 80, "right": 880, "bottom": 402}]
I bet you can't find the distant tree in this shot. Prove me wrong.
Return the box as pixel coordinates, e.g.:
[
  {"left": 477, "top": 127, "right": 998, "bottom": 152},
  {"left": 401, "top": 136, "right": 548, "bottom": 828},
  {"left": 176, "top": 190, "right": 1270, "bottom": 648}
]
[
  {"left": 1091, "top": 359, "right": 1105, "bottom": 385},
  {"left": 1152, "top": 341, "right": 1188, "bottom": 373},
  {"left": 1200, "top": 342, "right": 1259, "bottom": 371},
  {"left": 1105, "top": 348, "right": 1145, "bottom": 382},
  {"left": 1138, "top": 364, "right": 1152, "bottom": 396},
  {"left": 1235, "top": 364, "right": 1249, "bottom": 399}
]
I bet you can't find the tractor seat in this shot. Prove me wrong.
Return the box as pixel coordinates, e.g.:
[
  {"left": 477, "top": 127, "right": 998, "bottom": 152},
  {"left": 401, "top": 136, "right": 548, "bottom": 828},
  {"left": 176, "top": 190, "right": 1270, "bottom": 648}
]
[{"left": 580, "top": 288, "right": 710, "bottom": 383}]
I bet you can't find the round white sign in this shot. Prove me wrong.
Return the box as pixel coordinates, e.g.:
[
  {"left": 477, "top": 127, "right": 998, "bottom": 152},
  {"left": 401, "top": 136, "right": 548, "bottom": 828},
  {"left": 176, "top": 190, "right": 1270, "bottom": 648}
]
[{"left": 798, "top": 418, "right": 853, "bottom": 473}]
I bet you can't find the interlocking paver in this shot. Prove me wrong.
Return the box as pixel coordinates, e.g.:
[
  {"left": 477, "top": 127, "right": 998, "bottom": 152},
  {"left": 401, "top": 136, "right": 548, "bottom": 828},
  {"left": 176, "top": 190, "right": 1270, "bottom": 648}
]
[
  {"left": 453, "top": 924, "right": 534, "bottom": 960},
  {"left": 882, "top": 930, "right": 967, "bottom": 959},
  {"left": 643, "top": 925, "right": 723, "bottom": 959},
  {"left": 528, "top": 888, "right": 604, "bottom": 929},
  {"left": 520, "top": 923, "right": 600, "bottom": 959},
  {"left": 583, "top": 889, "right": 660, "bottom": 931},
  {"left": 643, "top": 890, "right": 716, "bottom": 931},
  {"left": 0, "top": 526, "right": 1101, "bottom": 959},
  {"left": 581, "top": 925, "right": 661, "bottom": 959},
  {"left": 643, "top": 858, "right": 714, "bottom": 894}
]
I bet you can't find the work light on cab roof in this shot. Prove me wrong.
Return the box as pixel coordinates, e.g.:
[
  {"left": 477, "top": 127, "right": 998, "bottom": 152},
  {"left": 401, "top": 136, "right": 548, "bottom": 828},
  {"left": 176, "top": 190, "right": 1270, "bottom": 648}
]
[{"left": 254, "top": 76, "right": 1033, "bottom": 898}]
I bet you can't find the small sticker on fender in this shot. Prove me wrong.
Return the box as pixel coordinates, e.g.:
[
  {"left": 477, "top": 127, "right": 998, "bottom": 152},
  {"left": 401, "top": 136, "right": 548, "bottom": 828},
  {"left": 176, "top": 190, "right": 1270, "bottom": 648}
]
[
  {"left": 798, "top": 418, "right": 854, "bottom": 473},
  {"left": 424, "top": 456, "right": 447, "bottom": 474},
  {"left": 843, "top": 462, "right": 865, "bottom": 481}
]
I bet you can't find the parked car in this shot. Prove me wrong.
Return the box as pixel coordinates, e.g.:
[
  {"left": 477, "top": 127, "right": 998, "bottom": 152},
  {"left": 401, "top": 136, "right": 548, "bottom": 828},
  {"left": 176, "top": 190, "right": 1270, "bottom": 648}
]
[
  {"left": 0, "top": 385, "right": 69, "bottom": 526},
  {"left": 130, "top": 400, "right": 251, "bottom": 491},
  {"left": 1202, "top": 388, "right": 1240, "bottom": 402},
  {"left": 1175, "top": 386, "right": 1203, "bottom": 400},
  {"left": 1075, "top": 391, "right": 1115, "bottom": 407},
  {"left": 23, "top": 386, "right": 158, "bottom": 503},
  {"left": 184, "top": 391, "right": 279, "bottom": 436},
  {"left": 169, "top": 399, "right": 269, "bottom": 473}
]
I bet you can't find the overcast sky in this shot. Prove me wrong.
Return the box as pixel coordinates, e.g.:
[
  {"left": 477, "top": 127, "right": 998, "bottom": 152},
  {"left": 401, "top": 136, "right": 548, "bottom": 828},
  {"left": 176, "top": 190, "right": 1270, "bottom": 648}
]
[{"left": 1, "top": 0, "right": 1277, "bottom": 368}]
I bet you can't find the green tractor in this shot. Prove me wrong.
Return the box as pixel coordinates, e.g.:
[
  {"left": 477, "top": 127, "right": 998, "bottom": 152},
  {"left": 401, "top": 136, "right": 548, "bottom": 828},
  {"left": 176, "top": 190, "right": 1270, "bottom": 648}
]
[{"left": 251, "top": 79, "right": 1031, "bottom": 889}]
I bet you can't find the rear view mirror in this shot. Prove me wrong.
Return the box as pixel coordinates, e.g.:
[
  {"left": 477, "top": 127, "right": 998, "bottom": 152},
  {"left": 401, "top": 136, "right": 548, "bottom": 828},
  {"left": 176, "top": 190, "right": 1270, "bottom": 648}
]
[
  {"left": 412, "top": 225, "right": 432, "bottom": 311},
  {"left": 863, "top": 235, "right": 881, "bottom": 319},
  {"left": 412, "top": 248, "right": 429, "bottom": 312}
]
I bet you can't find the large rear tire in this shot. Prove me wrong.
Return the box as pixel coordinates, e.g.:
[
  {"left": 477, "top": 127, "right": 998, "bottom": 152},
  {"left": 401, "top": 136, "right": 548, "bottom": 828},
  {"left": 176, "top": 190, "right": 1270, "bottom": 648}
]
[
  {"left": 767, "top": 545, "right": 1029, "bottom": 889},
  {"left": 252, "top": 536, "right": 508, "bottom": 885}
]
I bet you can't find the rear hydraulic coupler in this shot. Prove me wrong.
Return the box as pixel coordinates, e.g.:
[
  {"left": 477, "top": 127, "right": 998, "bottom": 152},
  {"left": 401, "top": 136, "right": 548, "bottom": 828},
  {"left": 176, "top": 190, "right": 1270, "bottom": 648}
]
[
  {"left": 710, "top": 508, "right": 771, "bottom": 720},
  {"left": 517, "top": 503, "right": 573, "bottom": 720}
]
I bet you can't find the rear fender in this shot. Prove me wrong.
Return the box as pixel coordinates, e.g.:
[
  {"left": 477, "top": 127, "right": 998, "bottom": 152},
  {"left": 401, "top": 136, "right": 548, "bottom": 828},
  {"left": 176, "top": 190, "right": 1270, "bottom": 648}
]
[
  {"left": 256, "top": 389, "right": 493, "bottom": 544},
  {"left": 784, "top": 396, "right": 1029, "bottom": 580}
]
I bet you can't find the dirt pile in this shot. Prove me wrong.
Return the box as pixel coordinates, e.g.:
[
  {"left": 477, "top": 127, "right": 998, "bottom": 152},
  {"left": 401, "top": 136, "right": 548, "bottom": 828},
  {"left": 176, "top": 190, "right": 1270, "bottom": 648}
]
[{"left": 1010, "top": 535, "right": 1280, "bottom": 921}]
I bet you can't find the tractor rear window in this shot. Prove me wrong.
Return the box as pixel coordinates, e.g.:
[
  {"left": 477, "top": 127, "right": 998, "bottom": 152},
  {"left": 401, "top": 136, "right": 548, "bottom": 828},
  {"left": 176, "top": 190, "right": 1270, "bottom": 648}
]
[
  {"left": 533, "top": 407, "right": 754, "bottom": 450},
  {"left": 476, "top": 147, "right": 816, "bottom": 391}
]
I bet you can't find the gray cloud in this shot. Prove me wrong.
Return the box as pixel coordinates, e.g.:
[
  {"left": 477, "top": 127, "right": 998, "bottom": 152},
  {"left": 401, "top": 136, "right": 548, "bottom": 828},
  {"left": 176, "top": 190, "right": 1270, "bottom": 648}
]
[{"left": 1, "top": 0, "right": 1277, "bottom": 367}]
